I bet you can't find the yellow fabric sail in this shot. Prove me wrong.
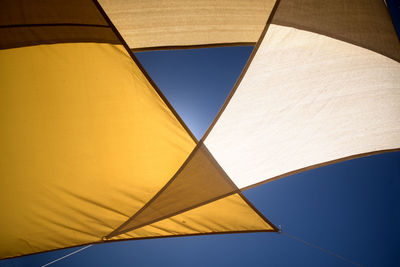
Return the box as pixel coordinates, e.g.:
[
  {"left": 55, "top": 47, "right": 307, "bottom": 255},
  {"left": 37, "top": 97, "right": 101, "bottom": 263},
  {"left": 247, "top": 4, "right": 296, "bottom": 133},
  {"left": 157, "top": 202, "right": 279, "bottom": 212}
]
[
  {"left": 0, "top": 43, "right": 194, "bottom": 258},
  {"left": 0, "top": 41, "right": 275, "bottom": 259},
  {"left": 0, "top": 0, "right": 276, "bottom": 259}
]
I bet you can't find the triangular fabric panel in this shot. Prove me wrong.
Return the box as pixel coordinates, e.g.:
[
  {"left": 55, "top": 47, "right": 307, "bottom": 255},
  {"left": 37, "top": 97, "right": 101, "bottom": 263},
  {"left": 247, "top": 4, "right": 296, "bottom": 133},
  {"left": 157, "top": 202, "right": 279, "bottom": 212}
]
[
  {"left": 204, "top": 1, "right": 400, "bottom": 189},
  {"left": 98, "top": 0, "right": 276, "bottom": 50},
  {"left": 107, "top": 144, "right": 238, "bottom": 238},
  {"left": 110, "top": 194, "right": 275, "bottom": 240}
]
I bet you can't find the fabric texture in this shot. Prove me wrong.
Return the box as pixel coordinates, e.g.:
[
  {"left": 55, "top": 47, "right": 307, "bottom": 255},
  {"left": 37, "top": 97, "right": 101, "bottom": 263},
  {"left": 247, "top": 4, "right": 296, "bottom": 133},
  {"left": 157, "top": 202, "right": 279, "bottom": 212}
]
[
  {"left": 0, "top": 43, "right": 195, "bottom": 259},
  {"left": 107, "top": 144, "right": 239, "bottom": 238},
  {"left": 205, "top": 24, "right": 400, "bottom": 189},
  {"left": 111, "top": 194, "right": 275, "bottom": 240},
  {"left": 271, "top": 0, "right": 400, "bottom": 61},
  {"left": 98, "top": 0, "right": 276, "bottom": 49}
]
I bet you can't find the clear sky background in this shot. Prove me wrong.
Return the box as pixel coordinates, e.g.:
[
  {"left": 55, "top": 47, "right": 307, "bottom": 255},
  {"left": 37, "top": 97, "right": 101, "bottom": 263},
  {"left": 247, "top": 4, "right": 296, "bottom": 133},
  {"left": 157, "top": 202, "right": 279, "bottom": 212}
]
[{"left": 1, "top": 44, "right": 399, "bottom": 267}]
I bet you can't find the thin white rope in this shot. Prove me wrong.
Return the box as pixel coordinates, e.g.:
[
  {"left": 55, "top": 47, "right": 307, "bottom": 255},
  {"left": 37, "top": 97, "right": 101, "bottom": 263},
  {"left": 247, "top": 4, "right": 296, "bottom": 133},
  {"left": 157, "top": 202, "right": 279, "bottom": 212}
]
[
  {"left": 39, "top": 231, "right": 363, "bottom": 266},
  {"left": 40, "top": 244, "right": 93, "bottom": 267},
  {"left": 280, "top": 231, "right": 363, "bottom": 267}
]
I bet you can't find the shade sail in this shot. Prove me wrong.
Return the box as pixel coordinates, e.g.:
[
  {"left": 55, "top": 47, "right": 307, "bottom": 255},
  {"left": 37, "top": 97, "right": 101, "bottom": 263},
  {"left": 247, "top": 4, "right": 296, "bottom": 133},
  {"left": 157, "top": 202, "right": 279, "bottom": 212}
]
[
  {"left": 0, "top": 41, "right": 193, "bottom": 258},
  {"left": 0, "top": 0, "right": 275, "bottom": 260},
  {"left": 204, "top": 0, "right": 400, "bottom": 189}
]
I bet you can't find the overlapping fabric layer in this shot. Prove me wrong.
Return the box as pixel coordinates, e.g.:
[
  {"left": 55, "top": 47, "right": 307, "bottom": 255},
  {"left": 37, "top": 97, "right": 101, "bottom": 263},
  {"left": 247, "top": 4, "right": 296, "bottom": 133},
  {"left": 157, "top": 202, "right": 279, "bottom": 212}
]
[
  {"left": 111, "top": 194, "right": 274, "bottom": 240},
  {"left": 0, "top": 0, "right": 119, "bottom": 49},
  {"left": 0, "top": 0, "right": 275, "bottom": 260},
  {"left": 106, "top": 144, "right": 239, "bottom": 238}
]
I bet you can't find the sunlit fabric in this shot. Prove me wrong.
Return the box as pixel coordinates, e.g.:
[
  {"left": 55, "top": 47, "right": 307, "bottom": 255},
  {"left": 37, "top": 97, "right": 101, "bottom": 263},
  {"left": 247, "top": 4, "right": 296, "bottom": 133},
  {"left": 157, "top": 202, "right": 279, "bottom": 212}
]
[
  {"left": 98, "top": 0, "right": 276, "bottom": 50},
  {"left": 0, "top": 42, "right": 196, "bottom": 258},
  {"left": 204, "top": 0, "right": 400, "bottom": 189},
  {"left": 205, "top": 24, "right": 400, "bottom": 189},
  {"left": 111, "top": 194, "right": 275, "bottom": 240}
]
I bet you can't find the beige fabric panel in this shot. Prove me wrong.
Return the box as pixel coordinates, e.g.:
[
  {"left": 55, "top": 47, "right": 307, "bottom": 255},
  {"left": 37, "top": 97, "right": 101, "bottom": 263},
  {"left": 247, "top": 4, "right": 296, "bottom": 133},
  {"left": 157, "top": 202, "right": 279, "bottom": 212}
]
[
  {"left": 205, "top": 25, "right": 400, "bottom": 189},
  {"left": 111, "top": 194, "right": 274, "bottom": 240},
  {"left": 0, "top": 43, "right": 195, "bottom": 259},
  {"left": 108, "top": 144, "right": 237, "bottom": 238},
  {"left": 272, "top": 0, "right": 400, "bottom": 61},
  {"left": 98, "top": 0, "right": 276, "bottom": 49}
]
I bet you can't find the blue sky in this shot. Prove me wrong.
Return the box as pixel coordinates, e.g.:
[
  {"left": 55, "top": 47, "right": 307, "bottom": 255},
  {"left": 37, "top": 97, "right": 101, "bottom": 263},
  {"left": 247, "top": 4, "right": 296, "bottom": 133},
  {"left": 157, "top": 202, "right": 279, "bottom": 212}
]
[
  {"left": 135, "top": 46, "right": 252, "bottom": 139},
  {"left": 2, "top": 45, "right": 399, "bottom": 267}
]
